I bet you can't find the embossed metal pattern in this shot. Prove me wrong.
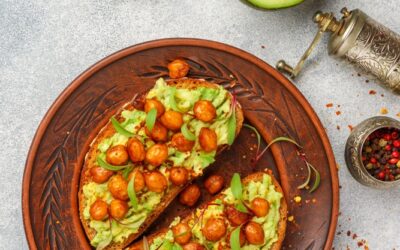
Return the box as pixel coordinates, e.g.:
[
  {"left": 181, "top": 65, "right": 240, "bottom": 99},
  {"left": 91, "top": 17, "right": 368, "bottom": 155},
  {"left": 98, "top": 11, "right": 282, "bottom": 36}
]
[
  {"left": 345, "top": 116, "right": 400, "bottom": 188},
  {"left": 22, "top": 39, "right": 338, "bottom": 250},
  {"left": 345, "top": 17, "right": 400, "bottom": 93}
]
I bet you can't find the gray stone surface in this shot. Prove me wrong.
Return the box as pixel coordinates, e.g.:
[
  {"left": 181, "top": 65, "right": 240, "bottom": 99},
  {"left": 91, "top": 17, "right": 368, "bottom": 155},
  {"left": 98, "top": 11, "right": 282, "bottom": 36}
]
[{"left": 0, "top": 0, "right": 399, "bottom": 249}]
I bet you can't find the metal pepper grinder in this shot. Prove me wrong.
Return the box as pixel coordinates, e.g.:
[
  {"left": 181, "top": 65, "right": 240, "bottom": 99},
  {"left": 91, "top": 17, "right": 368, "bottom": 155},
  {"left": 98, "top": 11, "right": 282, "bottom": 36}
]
[{"left": 276, "top": 7, "right": 400, "bottom": 94}]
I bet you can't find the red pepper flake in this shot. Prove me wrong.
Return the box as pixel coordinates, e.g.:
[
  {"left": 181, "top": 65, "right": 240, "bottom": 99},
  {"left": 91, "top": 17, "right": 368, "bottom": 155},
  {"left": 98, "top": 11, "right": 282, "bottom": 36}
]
[
  {"left": 336, "top": 111, "right": 342, "bottom": 116},
  {"left": 347, "top": 231, "right": 351, "bottom": 236},
  {"left": 369, "top": 90, "right": 376, "bottom": 95},
  {"left": 352, "top": 233, "right": 358, "bottom": 239},
  {"left": 326, "top": 103, "right": 334, "bottom": 108},
  {"left": 381, "top": 94, "right": 385, "bottom": 97},
  {"left": 348, "top": 125, "right": 354, "bottom": 131}
]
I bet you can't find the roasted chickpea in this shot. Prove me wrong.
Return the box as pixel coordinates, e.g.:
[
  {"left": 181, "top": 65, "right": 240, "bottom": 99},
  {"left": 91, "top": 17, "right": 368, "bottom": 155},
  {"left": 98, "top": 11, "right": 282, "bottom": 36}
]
[
  {"left": 204, "top": 175, "right": 224, "bottom": 194},
  {"left": 144, "top": 171, "right": 168, "bottom": 193},
  {"left": 251, "top": 197, "right": 270, "bottom": 217},
  {"left": 90, "top": 166, "right": 113, "bottom": 184},
  {"left": 227, "top": 228, "right": 246, "bottom": 247},
  {"left": 109, "top": 199, "right": 129, "bottom": 219},
  {"left": 145, "top": 143, "right": 169, "bottom": 167},
  {"left": 128, "top": 169, "right": 146, "bottom": 192},
  {"left": 160, "top": 110, "right": 183, "bottom": 131},
  {"left": 179, "top": 184, "right": 201, "bottom": 207},
  {"left": 244, "top": 221, "right": 265, "bottom": 245},
  {"left": 144, "top": 98, "right": 165, "bottom": 118},
  {"left": 169, "top": 167, "right": 189, "bottom": 186},
  {"left": 89, "top": 199, "right": 108, "bottom": 221},
  {"left": 194, "top": 100, "right": 216, "bottom": 123},
  {"left": 225, "top": 205, "right": 250, "bottom": 226},
  {"left": 145, "top": 122, "right": 168, "bottom": 142},
  {"left": 168, "top": 59, "right": 190, "bottom": 79},
  {"left": 202, "top": 218, "right": 227, "bottom": 242},
  {"left": 183, "top": 242, "right": 205, "bottom": 250},
  {"left": 108, "top": 175, "right": 129, "bottom": 200},
  {"left": 127, "top": 138, "right": 145, "bottom": 162},
  {"left": 172, "top": 222, "right": 192, "bottom": 245},
  {"left": 199, "top": 128, "right": 218, "bottom": 152},
  {"left": 171, "top": 133, "right": 195, "bottom": 152},
  {"left": 106, "top": 145, "right": 129, "bottom": 166}
]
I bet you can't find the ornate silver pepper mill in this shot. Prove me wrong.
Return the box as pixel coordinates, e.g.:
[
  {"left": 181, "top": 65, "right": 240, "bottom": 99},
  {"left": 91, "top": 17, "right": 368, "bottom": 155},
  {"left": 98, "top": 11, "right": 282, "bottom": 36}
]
[{"left": 276, "top": 7, "right": 400, "bottom": 94}]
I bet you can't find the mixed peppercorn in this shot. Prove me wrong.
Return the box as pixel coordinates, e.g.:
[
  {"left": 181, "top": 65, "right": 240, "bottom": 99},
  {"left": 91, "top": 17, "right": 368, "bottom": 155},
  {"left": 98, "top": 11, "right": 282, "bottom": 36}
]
[{"left": 362, "top": 127, "right": 400, "bottom": 181}]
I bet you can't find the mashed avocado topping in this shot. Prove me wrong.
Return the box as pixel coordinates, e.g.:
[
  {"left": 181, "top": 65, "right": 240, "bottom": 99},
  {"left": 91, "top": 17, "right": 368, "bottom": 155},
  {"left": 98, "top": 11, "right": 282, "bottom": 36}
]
[
  {"left": 149, "top": 174, "right": 282, "bottom": 250},
  {"left": 82, "top": 78, "right": 235, "bottom": 248}
]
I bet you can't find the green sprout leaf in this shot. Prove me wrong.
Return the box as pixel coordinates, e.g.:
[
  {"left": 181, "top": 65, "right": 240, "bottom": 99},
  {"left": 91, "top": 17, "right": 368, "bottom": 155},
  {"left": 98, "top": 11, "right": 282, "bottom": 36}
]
[
  {"left": 297, "top": 162, "right": 311, "bottom": 189},
  {"left": 243, "top": 123, "right": 261, "bottom": 153},
  {"left": 169, "top": 87, "right": 179, "bottom": 112},
  {"left": 235, "top": 201, "right": 248, "bottom": 213},
  {"left": 111, "top": 117, "right": 134, "bottom": 137},
  {"left": 97, "top": 156, "right": 130, "bottom": 171},
  {"left": 121, "top": 165, "right": 133, "bottom": 179},
  {"left": 146, "top": 108, "right": 157, "bottom": 131},
  {"left": 181, "top": 123, "right": 196, "bottom": 141},
  {"left": 308, "top": 162, "right": 321, "bottom": 193},
  {"left": 230, "top": 173, "right": 243, "bottom": 200},
  {"left": 227, "top": 110, "right": 236, "bottom": 145},
  {"left": 230, "top": 226, "right": 242, "bottom": 250},
  {"left": 127, "top": 172, "right": 138, "bottom": 210},
  {"left": 256, "top": 136, "right": 302, "bottom": 162}
]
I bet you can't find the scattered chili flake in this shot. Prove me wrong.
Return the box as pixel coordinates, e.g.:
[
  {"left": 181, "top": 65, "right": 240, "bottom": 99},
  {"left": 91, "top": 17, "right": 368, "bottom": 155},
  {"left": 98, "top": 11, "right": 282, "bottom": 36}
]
[
  {"left": 305, "top": 199, "right": 310, "bottom": 204},
  {"left": 347, "top": 231, "right": 351, "bottom": 236},
  {"left": 288, "top": 216, "right": 294, "bottom": 222},
  {"left": 380, "top": 107, "right": 389, "bottom": 114},
  {"left": 348, "top": 125, "right": 354, "bottom": 131},
  {"left": 336, "top": 111, "right": 342, "bottom": 116},
  {"left": 381, "top": 94, "right": 385, "bottom": 97},
  {"left": 352, "top": 233, "right": 358, "bottom": 239},
  {"left": 261, "top": 45, "right": 265, "bottom": 49},
  {"left": 337, "top": 125, "right": 341, "bottom": 130},
  {"left": 326, "top": 103, "right": 334, "bottom": 108},
  {"left": 293, "top": 196, "right": 302, "bottom": 203},
  {"left": 369, "top": 90, "right": 376, "bottom": 95}
]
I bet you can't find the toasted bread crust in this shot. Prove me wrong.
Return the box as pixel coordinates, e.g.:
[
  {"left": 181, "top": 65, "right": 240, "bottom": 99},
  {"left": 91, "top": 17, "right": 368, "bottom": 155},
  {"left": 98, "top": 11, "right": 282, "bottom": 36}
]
[
  {"left": 78, "top": 78, "right": 244, "bottom": 249},
  {"left": 128, "top": 170, "right": 287, "bottom": 250}
]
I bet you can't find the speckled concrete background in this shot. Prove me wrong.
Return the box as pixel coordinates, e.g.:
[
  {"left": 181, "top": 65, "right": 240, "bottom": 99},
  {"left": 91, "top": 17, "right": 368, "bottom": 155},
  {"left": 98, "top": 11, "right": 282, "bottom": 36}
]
[{"left": 1, "top": 0, "right": 399, "bottom": 249}]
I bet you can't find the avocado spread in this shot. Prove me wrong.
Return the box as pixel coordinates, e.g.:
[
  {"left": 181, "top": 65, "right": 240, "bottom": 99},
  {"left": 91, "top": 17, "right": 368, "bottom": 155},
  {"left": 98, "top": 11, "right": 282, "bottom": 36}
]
[
  {"left": 149, "top": 174, "right": 282, "bottom": 250},
  {"left": 82, "top": 78, "right": 233, "bottom": 247}
]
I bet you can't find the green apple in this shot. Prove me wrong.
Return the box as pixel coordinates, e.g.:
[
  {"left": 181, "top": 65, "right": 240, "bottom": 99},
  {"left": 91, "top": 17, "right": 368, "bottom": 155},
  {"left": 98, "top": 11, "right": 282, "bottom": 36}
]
[{"left": 247, "top": 0, "right": 304, "bottom": 9}]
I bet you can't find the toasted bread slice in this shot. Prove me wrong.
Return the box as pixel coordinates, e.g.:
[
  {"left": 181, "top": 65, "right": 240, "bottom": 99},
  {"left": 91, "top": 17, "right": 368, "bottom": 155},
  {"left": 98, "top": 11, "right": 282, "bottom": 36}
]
[
  {"left": 79, "top": 78, "right": 244, "bottom": 249},
  {"left": 128, "top": 170, "right": 287, "bottom": 250}
]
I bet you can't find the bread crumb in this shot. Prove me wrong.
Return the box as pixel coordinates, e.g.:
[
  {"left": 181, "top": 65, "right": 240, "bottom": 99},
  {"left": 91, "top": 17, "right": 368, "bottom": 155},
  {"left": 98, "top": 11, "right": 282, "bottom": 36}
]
[
  {"left": 336, "top": 111, "right": 342, "bottom": 116},
  {"left": 380, "top": 107, "right": 388, "bottom": 115},
  {"left": 326, "top": 103, "right": 333, "bottom": 108},
  {"left": 294, "top": 196, "right": 302, "bottom": 203},
  {"left": 288, "top": 216, "right": 294, "bottom": 222}
]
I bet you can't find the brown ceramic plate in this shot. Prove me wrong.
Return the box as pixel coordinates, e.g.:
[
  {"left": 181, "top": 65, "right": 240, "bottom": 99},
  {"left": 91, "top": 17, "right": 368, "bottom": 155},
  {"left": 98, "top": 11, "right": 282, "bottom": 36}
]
[{"left": 22, "top": 38, "right": 338, "bottom": 250}]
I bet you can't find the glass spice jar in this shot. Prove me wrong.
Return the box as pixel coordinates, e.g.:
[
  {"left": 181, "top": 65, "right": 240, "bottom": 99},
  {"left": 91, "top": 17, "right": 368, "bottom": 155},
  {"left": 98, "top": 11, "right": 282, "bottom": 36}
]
[{"left": 345, "top": 116, "right": 400, "bottom": 188}]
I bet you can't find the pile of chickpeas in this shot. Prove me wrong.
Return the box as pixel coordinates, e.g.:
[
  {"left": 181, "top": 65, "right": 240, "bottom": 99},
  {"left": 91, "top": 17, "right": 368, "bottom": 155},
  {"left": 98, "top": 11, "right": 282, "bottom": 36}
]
[
  {"left": 171, "top": 195, "right": 271, "bottom": 249},
  {"left": 89, "top": 59, "right": 224, "bottom": 222}
]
